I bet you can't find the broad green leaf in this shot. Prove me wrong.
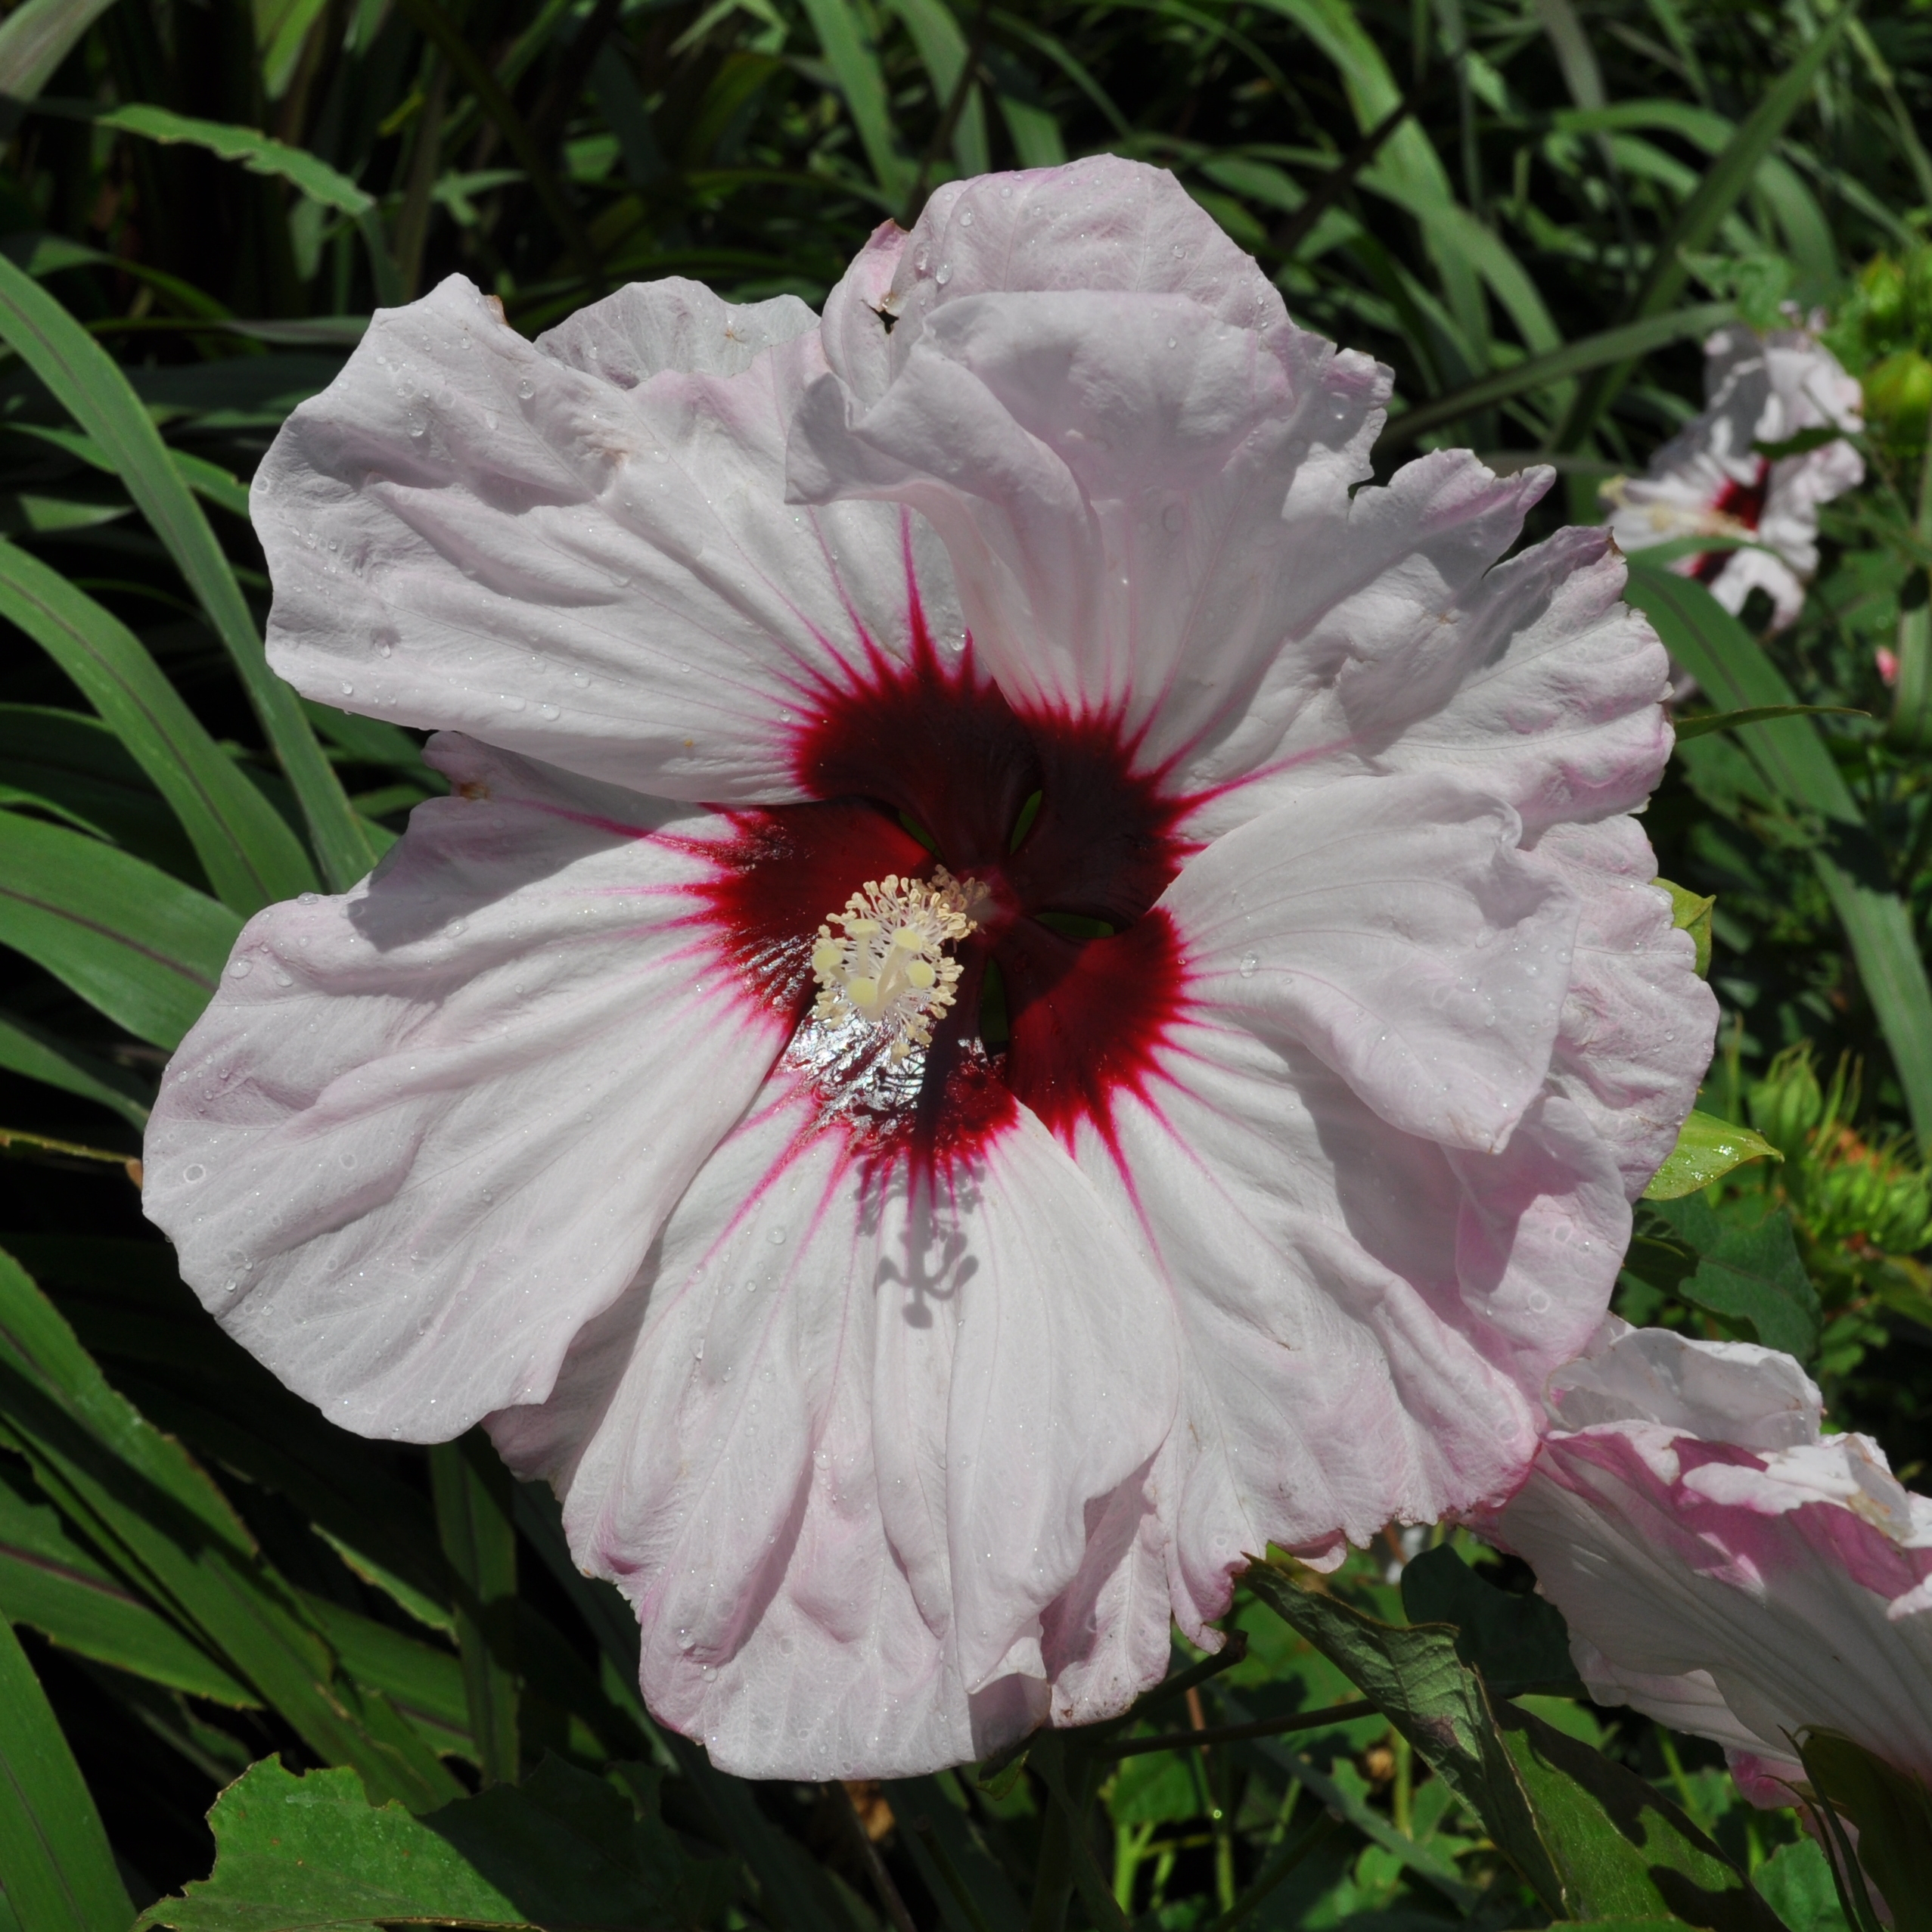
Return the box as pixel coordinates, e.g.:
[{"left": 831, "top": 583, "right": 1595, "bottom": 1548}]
[
  {"left": 1397, "top": 1545, "right": 1580, "bottom": 1697},
  {"left": 0, "top": 0, "right": 122, "bottom": 102},
  {"left": 1755, "top": 1837, "right": 1854, "bottom": 1932},
  {"left": 1659, "top": 878, "right": 1715, "bottom": 975},
  {"left": 88, "top": 104, "right": 373, "bottom": 214},
  {"left": 1645, "top": 1196, "right": 1822, "bottom": 1358},
  {"left": 0, "top": 538, "right": 316, "bottom": 912},
  {"left": 0, "top": 809, "right": 238, "bottom": 1048},
  {"left": 431, "top": 1433, "right": 519, "bottom": 1786},
  {"left": 1645, "top": 1110, "right": 1782, "bottom": 1200},
  {"left": 1246, "top": 1561, "right": 1778, "bottom": 1921},
  {"left": 1496, "top": 1702, "right": 1782, "bottom": 1924},
  {"left": 0, "top": 1462, "right": 253, "bottom": 1703},
  {"left": 137, "top": 1755, "right": 724, "bottom": 1932},
  {"left": 1629, "top": 565, "right": 1932, "bottom": 1148},
  {"left": 1674, "top": 706, "right": 1870, "bottom": 742},
  {"left": 0, "top": 1006, "right": 148, "bottom": 1127},
  {"left": 1242, "top": 1561, "right": 1565, "bottom": 1907},
  {"left": 1798, "top": 1731, "right": 1932, "bottom": 1932},
  {"left": 0, "top": 1247, "right": 461, "bottom": 1813},
  {"left": 0, "top": 1615, "right": 135, "bottom": 1932},
  {"left": 0, "top": 252, "right": 373, "bottom": 890}
]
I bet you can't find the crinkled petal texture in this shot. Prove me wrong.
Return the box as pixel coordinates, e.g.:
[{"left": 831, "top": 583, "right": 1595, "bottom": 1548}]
[
  {"left": 152, "top": 157, "right": 1719, "bottom": 1778},
  {"left": 251, "top": 272, "right": 964, "bottom": 802},
  {"left": 1487, "top": 1320, "right": 1932, "bottom": 1803},
  {"left": 1604, "top": 324, "right": 1863, "bottom": 632}
]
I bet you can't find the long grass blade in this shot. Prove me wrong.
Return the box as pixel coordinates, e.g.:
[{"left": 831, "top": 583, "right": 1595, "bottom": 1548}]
[{"left": 0, "top": 253, "right": 374, "bottom": 890}]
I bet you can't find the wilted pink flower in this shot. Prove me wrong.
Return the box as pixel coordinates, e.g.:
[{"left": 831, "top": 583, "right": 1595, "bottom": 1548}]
[
  {"left": 144, "top": 160, "right": 1714, "bottom": 1777},
  {"left": 1603, "top": 322, "right": 1863, "bottom": 631},
  {"left": 1488, "top": 1319, "right": 1932, "bottom": 1809}
]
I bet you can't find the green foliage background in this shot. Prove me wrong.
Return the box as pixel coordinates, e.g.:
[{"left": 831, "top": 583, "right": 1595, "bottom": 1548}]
[{"left": 0, "top": 0, "right": 1928, "bottom": 1924}]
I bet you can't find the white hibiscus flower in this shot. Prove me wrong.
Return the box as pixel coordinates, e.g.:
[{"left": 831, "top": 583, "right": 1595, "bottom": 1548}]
[
  {"left": 1603, "top": 321, "right": 1864, "bottom": 632},
  {"left": 144, "top": 159, "right": 1715, "bottom": 1778},
  {"left": 1486, "top": 1318, "right": 1932, "bottom": 1908}
]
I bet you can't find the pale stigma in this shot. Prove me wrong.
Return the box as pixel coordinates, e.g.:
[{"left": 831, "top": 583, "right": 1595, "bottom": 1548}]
[{"left": 810, "top": 868, "right": 985, "bottom": 1064}]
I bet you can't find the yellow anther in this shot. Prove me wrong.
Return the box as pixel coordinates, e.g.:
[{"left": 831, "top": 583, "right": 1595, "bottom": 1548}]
[{"left": 809, "top": 868, "right": 985, "bottom": 1064}]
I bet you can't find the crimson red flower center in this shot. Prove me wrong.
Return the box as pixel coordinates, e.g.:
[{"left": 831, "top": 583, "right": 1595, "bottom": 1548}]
[{"left": 699, "top": 632, "right": 1195, "bottom": 1167}]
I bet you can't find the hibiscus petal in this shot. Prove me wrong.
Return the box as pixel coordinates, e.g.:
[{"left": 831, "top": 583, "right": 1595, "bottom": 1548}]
[
  {"left": 1529, "top": 817, "right": 1718, "bottom": 1197},
  {"left": 1487, "top": 1322, "right": 1932, "bottom": 1852},
  {"left": 253, "top": 274, "right": 962, "bottom": 801},
  {"left": 819, "top": 156, "right": 1285, "bottom": 415},
  {"left": 1075, "top": 1027, "right": 1620, "bottom": 1635},
  {"left": 488, "top": 1068, "right": 1179, "bottom": 1777},
  {"left": 1166, "top": 772, "right": 1579, "bottom": 1151},
  {"left": 143, "top": 736, "right": 784, "bottom": 1437}
]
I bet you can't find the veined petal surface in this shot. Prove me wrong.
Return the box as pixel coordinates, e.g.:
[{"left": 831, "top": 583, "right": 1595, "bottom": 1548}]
[
  {"left": 152, "top": 156, "right": 1720, "bottom": 1778},
  {"left": 1489, "top": 1321, "right": 1932, "bottom": 1807}
]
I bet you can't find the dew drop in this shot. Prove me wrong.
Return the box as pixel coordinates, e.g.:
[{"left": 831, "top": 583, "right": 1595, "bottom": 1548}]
[
  {"left": 1239, "top": 954, "right": 1257, "bottom": 978},
  {"left": 182, "top": 1163, "right": 207, "bottom": 1184},
  {"left": 537, "top": 702, "right": 560, "bottom": 720},
  {"left": 571, "top": 670, "right": 591, "bottom": 686},
  {"left": 517, "top": 377, "right": 534, "bottom": 399},
  {"left": 340, "top": 681, "right": 354, "bottom": 696},
  {"left": 377, "top": 641, "right": 393, "bottom": 658},
  {"left": 960, "top": 209, "right": 974, "bottom": 227},
  {"left": 227, "top": 958, "right": 252, "bottom": 980},
  {"left": 499, "top": 693, "right": 526, "bottom": 712},
  {"left": 934, "top": 261, "right": 953, "bottom": 286},
  {"left": 299, "top": 891, "right": 319, "bottom": 905}
]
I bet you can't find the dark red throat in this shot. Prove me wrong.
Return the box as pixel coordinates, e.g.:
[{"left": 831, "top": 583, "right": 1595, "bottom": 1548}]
[{"left": 697, "top": 622, "right": 1195, "bottom": 1178}]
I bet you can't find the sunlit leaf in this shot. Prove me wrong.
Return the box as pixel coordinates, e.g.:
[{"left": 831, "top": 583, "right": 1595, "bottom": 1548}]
[{"left": 1644, "top": 1109, "right": 1783, "bottom": 1200}]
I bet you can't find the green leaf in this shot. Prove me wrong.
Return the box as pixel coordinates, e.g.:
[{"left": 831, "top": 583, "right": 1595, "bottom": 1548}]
[
  {"left": 1645, "top": 1110, "right": 1782, "bottom": 1200},
  {"left": 1376, "top": 303, "right": 1735, "bottom": 452},
  {"left": 1496, "top": 1702, "right": 1783, "bottom": 1924},
  {"left": 0, "top": 0, "right": 121, "bottom": 103},
  {"left": 1754, "top": 1837, "right": 1853, "bottom": 1932},
  {"left": 1553, "top": 9, "right": 1850, "bottom": 447},
  {"left": 1648, "top": 1196, "right": 1822, "bottom": 1357},
  {"left": 0, "top": 251, "right": 373, "bottom": 890},
  {"left": 299, "top": 1595, "right": 471, "bottom": 1760},
  {"left": 1397, "top": 1544, "right": 1580, "bottom": 1697},
  {"left": 1798, "top": 1731, "right": 1932, "bottom": 1932},
  {"left": 1673, "top": 706, "right": 1870, "bottom": 742},
  {"left": 1244, "top": 1561, "right": 1779, "bottom": 1921},
  {"left": 0, "top": 1461, "right": 253, "bottom": 1704},
  {"left": 1659, "top": 878, "right": 1715, "bottom": 976},
  {"left": 0, "top": 537, "right": 317, "bottom": 912},
  {"left": 800, "top": 0, "right": 911, "bottom": 202},
  {"left": 1629, "top": 566, "right": 1932, "bottom": 1150},
  {"left": 0, "top": 809, "right": 238, "bottom": 1048},
  {"left": 137, "top": 1755, "right": 723, "bottom": 1932},
  {"left": 431, "top": 1434, "right": 519, "bottom": 1787},
  {"left": 0, "top": 1247, "right": 461, "bottom": 1813},
  {"left": 86, "top": 102, "right": 374, "bottom": 214},
  {"left": 0, "top": 1614, "right": 135, "bottom": 1932},
  {"left": 0, "top": 1006, "right": 148, "bottom": 1128}
]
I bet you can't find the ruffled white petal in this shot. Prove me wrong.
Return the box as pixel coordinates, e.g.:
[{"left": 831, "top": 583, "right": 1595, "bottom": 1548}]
[
  {"left": 487, "top": 1069, "right": 1180, "bottom": 1777},
  {"left": 1490, "top": 1322, "right": 1932, "bottom": 1805},
  {"left": 253, "top": 274, "right": 963, "bottom": 801},
  {"left": 1604, "top": 322, "right": 1863, "bottom": 635},
  {"left": 143, "top": 735, "right": 783, "bottom": 1437},
  {"left": 1166, "top": 772, "right": 1579, "bottom": 1152}
]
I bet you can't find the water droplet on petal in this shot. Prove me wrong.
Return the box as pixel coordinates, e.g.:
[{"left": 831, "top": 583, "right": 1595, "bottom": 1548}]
[
  {"left": 935, "top": 261, "right": 953, "bottom": 285},
  {"left": 517, "top": 377, "right": 534, "bottom": 399},
  {"left": 228, "top": 958, "right": 252, "bottom": 980},
  {"left": 340, "top": 681, "right": 354, "bottom": 696},
  {"left": 1239, "top": 954, "right": 1257, "bottom": 977},
  {"left": 537, "top": 702, "right": 560, "bottom": 720},
  {"left": 182, "top": 1163, "right": 207, "bottom": 1184}
]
